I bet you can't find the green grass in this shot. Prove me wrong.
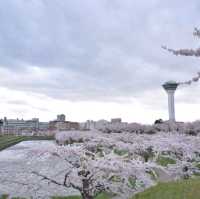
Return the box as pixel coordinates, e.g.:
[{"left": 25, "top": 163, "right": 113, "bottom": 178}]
[
  {"left": 0, "top": 195, "right": 9, "bottom": 199},
  {"left": 109, "top": 175, "right": 122, "bottom": 182},
  {"left": 131, "top": 178, "right": 200, "bottom": 199},
  {"left": 113, "top": 148, "right": 128, "bottom": 156},
  {"left": 96, "top": 192, "right": 113, "bottom": 199},
  {"left": 128, "top": 176, "right": 137, "bottom": 189},
  {"left": 156, "top": 156, "right": 176, "bottom": 167},
  {"left": 52, "top": 196, "right": 81, "bottom": 199},
  {"left": 196, "top": 163, "right": 200, "bottom": 169},
  {"left": 0, "top": 135, "right": 54, "bottom": 151},
  {"left": 0, "top": 197, "right": 26, "bottom": 199},
  {"left": 11, "top": 198, "right": 26, "bottom": 199}
]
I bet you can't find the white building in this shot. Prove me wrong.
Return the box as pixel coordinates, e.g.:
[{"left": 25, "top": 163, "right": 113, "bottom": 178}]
[{"left": 1, "top": 117, "right": 40, "bottom": 135}]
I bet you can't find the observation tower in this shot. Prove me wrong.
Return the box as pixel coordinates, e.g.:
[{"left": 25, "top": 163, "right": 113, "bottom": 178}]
[{"left": 162, "top": 81, "right": 179, "bottom": 122}]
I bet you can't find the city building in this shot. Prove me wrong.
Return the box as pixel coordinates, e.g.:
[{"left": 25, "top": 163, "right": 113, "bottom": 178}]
[
  {"left": 0, "top": 119, "right": 3, "bottom": 134},
  {"left": 38, "top": 122, "right": 49, "bottom": 131},
  {"left": 49, "top": 114, "right": 80, "bottom": 132},
  {"left": 1, "top": 117, "right": 40, "bottom": 135},
  {"left": 111, "top": 118, "right": 122, "bottom": 124},
  {"left": 57, "top": 114, "right": 66, "bottom": 122},
  {"left": 0, "top": 114, "right": 80, "bottom": 135},
  {"left": 84, "top": 120, "right": 96, "bottom": 130}
]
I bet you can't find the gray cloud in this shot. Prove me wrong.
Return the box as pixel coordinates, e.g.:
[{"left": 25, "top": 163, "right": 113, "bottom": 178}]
[{"left": 0, "top": 0, "right": 200, "bottom": 102}]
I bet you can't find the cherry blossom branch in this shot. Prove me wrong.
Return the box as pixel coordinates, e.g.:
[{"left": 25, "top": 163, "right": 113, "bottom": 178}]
[
  {"left": 32, "top": 171, "right": 63, "bottom": 186},
  {"left": 194, "top": 27, "right": 200, "bottom": 38},
  {"left": 162, "top": 46, "right": 200, "bottom": 57},
  {"left": 32, "top": 171, "right": 82, "bottom": 193},
  {"left": 162, "top": 27, "right": 200, "bottom": 57}
]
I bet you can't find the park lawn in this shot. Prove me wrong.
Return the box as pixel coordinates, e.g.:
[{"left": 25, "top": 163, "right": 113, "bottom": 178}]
[
  {"left": 131, "top": 178, "right": 200, "bottom": 199},
  {"left": 51, "top": 196, "right": 80, "bottom": 199},
  {"left": 0, "top": 135, "right": 54, "bottom": 151}
]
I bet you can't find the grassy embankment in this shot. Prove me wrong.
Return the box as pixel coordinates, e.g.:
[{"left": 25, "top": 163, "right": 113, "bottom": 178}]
[
  {"left": 132, "top": 178, "right": 200, "bottom": 199},
  {"left": 0, "top": 135, "right": 54, "bottom": 151}
]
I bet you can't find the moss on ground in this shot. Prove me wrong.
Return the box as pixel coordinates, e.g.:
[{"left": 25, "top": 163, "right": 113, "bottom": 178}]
[
  {"left": 156, "top": 155, "right": 176, "bottom": 167},
  {"left": 196, "top": 163, "right": 200, "bottom": 169},
  {"left": 109, "top": 175, "right": 122, "bottom": 182},
  {"left": 113, "top": 148, "right": 128, "bottom": 156}
]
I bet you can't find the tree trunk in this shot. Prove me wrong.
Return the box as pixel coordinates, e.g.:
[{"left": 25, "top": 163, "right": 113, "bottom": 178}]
[
  {"left": 80, "top": 178, "right": 94, "bottom": 199},
  {"left": 81, "top": 192, "right": 94, "bottom": 199}
]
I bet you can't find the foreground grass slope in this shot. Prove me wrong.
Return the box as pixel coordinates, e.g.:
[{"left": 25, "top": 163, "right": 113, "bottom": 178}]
[
  {"left": 132, "top": 178, "right": 200, "bottom": 199},
  {"left": 0, "top": 135, "right": 54, "bottom": 151}
]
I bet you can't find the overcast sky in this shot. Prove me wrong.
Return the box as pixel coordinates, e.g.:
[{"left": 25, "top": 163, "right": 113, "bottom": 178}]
[{"left": 0, "top": 0, "right": 200, "bottom": 123}]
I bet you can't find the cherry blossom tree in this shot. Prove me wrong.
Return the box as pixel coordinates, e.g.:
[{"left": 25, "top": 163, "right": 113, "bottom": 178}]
[
  {"left": 32, "top": 147, "right": 108, "bottom": 199},
  {"left": 32, "top": 145, "right": 141, "bottom": 199}
]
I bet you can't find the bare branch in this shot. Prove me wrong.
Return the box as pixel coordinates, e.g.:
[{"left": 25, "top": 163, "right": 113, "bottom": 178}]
[
  {"left": 63, "top": 171, "right": 71, "bottom": 187},
  {"left": 51, "top": 151, "right": 80, "bottom": 168},
  {"left": 32, "top": 171, "right": 63, "bottom": 186},
  {"left": 32, "top": 171, "right": 82, "bottom": 194},
  {"left": 68, "top": 182, "right": 82, "bottom": 193}
]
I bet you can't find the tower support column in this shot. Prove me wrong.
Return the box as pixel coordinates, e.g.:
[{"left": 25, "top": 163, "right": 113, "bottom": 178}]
[{"left": 167, "top": 90, "right": 175, "bottom": 121}]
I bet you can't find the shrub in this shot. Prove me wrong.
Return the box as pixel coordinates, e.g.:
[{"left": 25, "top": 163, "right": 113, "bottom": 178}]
[
  {"left": 127, "top": 176, "right": 136, "bottom": 189},
  {"left": 154, "top": 119, "right": 163, "bottom": 124},
  {"left": 146, "top": 169, "right": 158, "bottom": 181},
  {"left": 137, "top": 146, "right": 154, "bottom": 162}
]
